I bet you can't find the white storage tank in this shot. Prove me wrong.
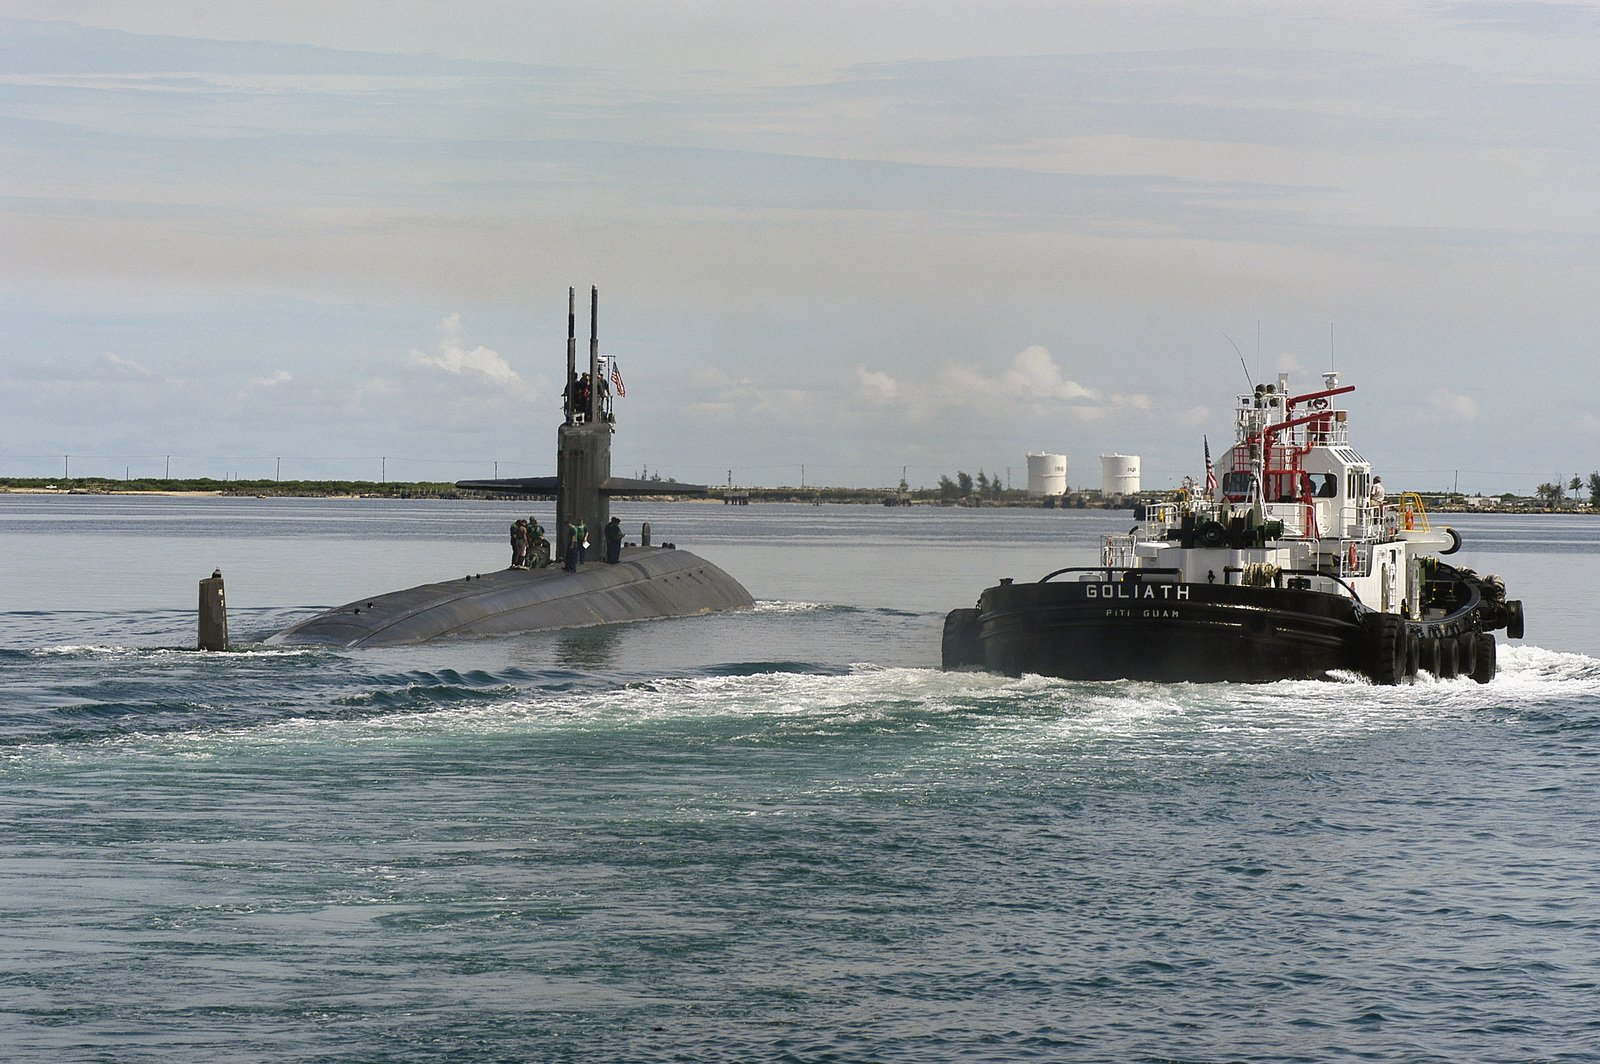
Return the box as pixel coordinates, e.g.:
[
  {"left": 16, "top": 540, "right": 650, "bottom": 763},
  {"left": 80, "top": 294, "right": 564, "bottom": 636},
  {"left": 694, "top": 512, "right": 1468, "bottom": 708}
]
[
  {"left": 1100, "top": 453, "right": 1140, "bottom": 496},
  {"left": 1025, "top": 452, "right": 1068, "bottom": 497}
]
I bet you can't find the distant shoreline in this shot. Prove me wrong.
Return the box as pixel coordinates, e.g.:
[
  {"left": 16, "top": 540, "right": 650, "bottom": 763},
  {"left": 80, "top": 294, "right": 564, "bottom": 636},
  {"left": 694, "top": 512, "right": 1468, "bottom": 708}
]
[
  {"left": 3, "top": 487, "right": 227, "bottom": 497},
  {"left": 0, "top": 481, "right": 1569, "bottom": 513}
]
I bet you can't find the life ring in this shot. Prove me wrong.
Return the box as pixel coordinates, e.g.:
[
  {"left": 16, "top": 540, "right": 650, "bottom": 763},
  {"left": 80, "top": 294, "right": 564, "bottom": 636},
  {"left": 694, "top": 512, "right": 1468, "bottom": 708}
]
[{"left": 1311, "top": 397, "right": 1329, "bottom": 410}]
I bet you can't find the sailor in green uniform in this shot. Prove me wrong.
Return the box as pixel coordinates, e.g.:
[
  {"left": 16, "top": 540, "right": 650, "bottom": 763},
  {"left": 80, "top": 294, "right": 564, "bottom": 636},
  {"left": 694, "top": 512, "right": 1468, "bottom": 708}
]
[
  {"left": 563, "top": 520, "right": 581, "bottom": 571},
  {"left": 529, "top": 522, "right": 551, "bottom": 568}
]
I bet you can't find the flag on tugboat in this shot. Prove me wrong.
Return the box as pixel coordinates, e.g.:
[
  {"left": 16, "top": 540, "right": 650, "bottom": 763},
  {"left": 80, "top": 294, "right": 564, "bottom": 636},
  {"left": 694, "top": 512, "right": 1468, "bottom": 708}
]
[
  {"left": 610, "top": 360, "right": 626, "bottom": 397},
  {"left": 1204, "top": 436, "right": 1217, "bottom": 495}
]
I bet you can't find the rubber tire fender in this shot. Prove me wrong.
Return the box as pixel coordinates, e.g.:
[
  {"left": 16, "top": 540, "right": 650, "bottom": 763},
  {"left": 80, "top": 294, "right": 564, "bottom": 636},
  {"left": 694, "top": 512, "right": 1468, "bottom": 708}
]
[
  {"left": 1505, "top": 600, "right": 1525, "bottom": 640},
  {"left": 1471, "top": 634, "right": 1497, "bottom": 684},
  {"left": 1361, "top": 613, "right": 1406, "bottom": 685},
  {"left": 1439, "top": 636, "right": 1460, "bottom": 680},
  {"left": 1441, "top": 527, "right": 1462, "bottom": 555}
]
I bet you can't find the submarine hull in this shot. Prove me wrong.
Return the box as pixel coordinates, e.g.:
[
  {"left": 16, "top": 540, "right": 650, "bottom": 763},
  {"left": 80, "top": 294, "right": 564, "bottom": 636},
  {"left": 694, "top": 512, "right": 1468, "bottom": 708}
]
[{"left": 267, "top": 546, "right": 753, "bottom": 648}]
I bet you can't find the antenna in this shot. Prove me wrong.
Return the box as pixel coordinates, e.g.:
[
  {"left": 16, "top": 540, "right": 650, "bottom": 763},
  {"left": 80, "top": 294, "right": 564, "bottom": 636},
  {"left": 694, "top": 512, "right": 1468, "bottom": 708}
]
[
  {"left": 1224, "top": 333, "right": 1254, "bottom": 389},
  {"left": 1329, "top": 322, "right": 1335, "bottom": 370}
]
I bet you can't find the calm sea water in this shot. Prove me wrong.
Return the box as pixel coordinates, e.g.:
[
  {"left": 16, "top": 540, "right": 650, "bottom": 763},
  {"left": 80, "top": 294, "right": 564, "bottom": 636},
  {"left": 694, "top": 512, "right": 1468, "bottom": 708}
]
[{"left": 2, "top": 495, "right": 1598, "bottom": 1062}]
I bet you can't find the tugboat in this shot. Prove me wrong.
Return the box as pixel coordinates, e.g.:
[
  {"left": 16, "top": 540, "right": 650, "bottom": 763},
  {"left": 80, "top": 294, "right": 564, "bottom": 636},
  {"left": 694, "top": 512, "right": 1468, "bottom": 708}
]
[{"left": 942, "top": 371, "right": 1525, "bottom": 683}]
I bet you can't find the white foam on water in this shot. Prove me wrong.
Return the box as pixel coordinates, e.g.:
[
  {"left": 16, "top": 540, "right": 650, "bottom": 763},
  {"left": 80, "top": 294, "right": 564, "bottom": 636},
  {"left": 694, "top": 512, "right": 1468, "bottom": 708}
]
[
  {"left": 26, "top": 643, "right": 321, "bottom": 660},
  {"left": 15, "top": 641, "right": 1596, "bottom": 773},
  {"left": 750, "top": 599, "right": 832, "bottom": 614}
]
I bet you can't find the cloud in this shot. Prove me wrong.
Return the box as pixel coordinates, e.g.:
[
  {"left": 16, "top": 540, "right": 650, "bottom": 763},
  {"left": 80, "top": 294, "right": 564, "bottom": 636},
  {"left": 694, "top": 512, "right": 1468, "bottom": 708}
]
[
  {"left": 1425, "top": 388, "right": 1480, "bottom": 421},
  {"left": 403, "top": 312, "right": 547, "bottom": 409},
  {"left": 688, "top": 366, "right": 817, "bottom": 421},
  {"left": 410, "top": 313, "right": 519, "bottom": 380},
  {"left": 854, "top": 367, "right": 899, "bottom": 405},
  {"left": 247, "top": 370, "right": 293, "bottom": 389},
  {"left": 1274, "top": 351, "right": 1308, "bottom": 376},
  {"left": 102, "top": 351, "right": 154, "bottom": 379},
  {"left": 932, "top": 346, "right": 1098, "bottom": 413},
  {"left": 858, "top": 345, "right": 1103, "bottom": 420},
  {"left": 934, "top": 344, "right": 1100, "bottom": 409}
]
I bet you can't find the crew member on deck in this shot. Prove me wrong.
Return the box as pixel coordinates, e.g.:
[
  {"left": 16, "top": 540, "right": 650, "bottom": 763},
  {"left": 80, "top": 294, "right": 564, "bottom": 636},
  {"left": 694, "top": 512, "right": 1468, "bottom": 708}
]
[
  {"left": 604, "top": 516, "right": 623, "bottom": 564},
  {"left": 527, "top": 517, "right": 546, "bottom": 568},
  {"left": 510, "top": 518, "right": 528, "bottom": 568},
  {"left": 564, "top": 518, "right": 588, "bottom": 571},
  {"left": 575, "top": 373, "right": 592, "bottom": 422}
]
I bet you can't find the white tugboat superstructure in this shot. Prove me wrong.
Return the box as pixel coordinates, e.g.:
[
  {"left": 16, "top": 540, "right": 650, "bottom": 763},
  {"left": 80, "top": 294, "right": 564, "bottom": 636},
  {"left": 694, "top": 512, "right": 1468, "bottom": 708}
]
[{"left": 943, "top": 370, "right": 1525, "bottom": 683}]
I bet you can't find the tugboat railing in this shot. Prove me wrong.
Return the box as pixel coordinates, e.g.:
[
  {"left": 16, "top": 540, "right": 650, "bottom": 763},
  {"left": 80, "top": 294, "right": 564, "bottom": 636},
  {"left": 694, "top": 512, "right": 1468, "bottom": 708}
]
[
  {"left": 1102, "top": 534, "right": 1137, "bottom": 568},
  {"left": 1237, "top": 567, "right": 1365, "bottom": 602},
  {"left": 1393, "top": 492, "right": 1430, "bottom": 533},
  {"left": 1039, "top": 564, "right": 1364, "bottom": 602},
  {"left": 1140, "top": 501, "right": 1183, "bottom": 527},
  {"left": 1041, "top": 566, "right": 1182, "bottom": 584},
  {"left": 1353, "top": 503, "right": 1385, "bottom": 540}
]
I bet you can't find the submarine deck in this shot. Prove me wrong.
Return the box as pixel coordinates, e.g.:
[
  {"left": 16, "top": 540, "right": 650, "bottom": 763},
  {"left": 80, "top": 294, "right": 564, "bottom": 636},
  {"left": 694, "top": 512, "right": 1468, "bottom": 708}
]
[{"left": 267, "top": 545, "right": 753, "bottom": 648}]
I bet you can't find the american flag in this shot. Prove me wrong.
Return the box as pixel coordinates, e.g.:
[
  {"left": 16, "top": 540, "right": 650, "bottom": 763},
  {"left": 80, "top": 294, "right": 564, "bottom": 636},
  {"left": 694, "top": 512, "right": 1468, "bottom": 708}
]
[
  {"left": 610, "top": 360, "right": 625, "bottom": 398},
  {"left": 1204, "top": 436, "right": 1217, "bottom": 496}
]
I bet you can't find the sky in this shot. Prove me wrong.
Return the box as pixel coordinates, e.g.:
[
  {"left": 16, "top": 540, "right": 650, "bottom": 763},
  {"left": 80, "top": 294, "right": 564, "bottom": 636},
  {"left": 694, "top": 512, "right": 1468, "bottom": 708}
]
[{"left": 3, "top": 1, "right": 1598, "bottom": 492}]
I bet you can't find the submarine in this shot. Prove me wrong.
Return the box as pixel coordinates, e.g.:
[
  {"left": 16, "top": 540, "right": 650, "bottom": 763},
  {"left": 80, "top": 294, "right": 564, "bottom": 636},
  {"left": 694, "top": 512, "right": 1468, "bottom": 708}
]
[{"left": 267, "top": 287, "right": 754, "bottom": 648}]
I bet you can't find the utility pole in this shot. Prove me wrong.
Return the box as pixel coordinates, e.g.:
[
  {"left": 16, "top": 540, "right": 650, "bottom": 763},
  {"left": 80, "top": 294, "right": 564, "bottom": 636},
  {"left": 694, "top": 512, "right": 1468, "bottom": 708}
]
[
  {"left": 276, "top": 457, "right": 281, "bottom": 481},
  {"left": 382, "top": 456, "right": 387, "bottom": 483},
  {"left": 165, "top": 455, "right": 170, "bottom": 478},
  {"left": 63, "top": 455, "right": 69, "bottom": 479}
]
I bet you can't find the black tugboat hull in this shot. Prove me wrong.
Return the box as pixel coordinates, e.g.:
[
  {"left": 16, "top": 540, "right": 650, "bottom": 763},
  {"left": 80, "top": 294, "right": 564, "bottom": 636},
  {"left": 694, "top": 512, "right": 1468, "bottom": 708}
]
[
  {"left": 943, "top": 568, "right": 1518, "bottom": 684},
  {"left": 946, "top": 580, "right": 1366, "bottom": 683}
]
